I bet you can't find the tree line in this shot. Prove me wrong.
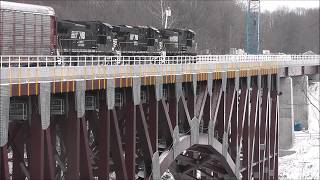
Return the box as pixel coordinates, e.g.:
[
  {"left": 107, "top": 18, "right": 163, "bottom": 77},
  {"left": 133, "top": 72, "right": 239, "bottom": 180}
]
[{"left": 12, "top": 0, "right": 320, "bottom": 54}]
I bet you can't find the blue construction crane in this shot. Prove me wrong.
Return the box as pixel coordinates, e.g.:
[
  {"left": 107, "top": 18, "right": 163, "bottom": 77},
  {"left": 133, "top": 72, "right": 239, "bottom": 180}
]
[{"left": 246, "top": 0, "right": 260, "bottom": 54}]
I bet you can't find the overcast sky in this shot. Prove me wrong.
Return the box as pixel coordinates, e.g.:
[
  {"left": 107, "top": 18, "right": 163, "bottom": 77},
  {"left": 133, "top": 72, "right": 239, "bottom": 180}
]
[{"left": 260, "top": 0, "right": 319, "bottom": 11}]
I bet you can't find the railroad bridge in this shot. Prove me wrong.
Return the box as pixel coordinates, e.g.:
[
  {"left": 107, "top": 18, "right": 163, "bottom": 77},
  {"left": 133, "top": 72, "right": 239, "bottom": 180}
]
[{"left": 0, "top": 55, "right": 319, "bottom": 180}]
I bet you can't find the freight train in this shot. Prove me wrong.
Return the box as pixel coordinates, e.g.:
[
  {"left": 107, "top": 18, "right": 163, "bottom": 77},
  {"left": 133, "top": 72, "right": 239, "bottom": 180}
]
[{"left": 0, "top": 1, "right": 196, "bottom": 58}]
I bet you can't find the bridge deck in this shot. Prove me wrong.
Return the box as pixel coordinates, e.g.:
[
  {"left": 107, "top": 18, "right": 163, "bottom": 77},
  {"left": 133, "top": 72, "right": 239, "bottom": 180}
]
[{"left": 1, "top": 55, "right": 318, "bottom": 96}]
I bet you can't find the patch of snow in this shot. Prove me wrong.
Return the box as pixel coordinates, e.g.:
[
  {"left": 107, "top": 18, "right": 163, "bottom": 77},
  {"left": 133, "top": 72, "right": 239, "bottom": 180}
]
[{"left": 279, "top": 82, "right": 320, "bottom": 180}]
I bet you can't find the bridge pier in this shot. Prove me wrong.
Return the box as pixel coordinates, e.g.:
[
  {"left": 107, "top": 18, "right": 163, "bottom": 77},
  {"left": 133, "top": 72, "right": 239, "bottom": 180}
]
[
  {"left": 279, "top": 77, "right": 294, "bottom": 149},
  {"left": 292, "top": 75, "right": 309, "bottom": 130}
]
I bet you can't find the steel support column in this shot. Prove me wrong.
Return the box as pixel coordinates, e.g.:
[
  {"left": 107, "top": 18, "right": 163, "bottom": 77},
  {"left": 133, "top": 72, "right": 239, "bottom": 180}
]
[
  {"left": 124, "top": 88, "right": 136, "bottom": 180},
  {"left": 110, "top": 109, "right": 128, "bottom": 180},
  {"left": 148, "top": 86, "right": 158, "bottom": 152},
  {"left": 97, "top": 91, "right": 110, "bottom": 179},
  {"left": 65, "top": 93, "right": 80, "bottom": 179},
  {"left": 28, "top": 95, "right": 55, "bottom": 179},
  {"left": 0, "top": 145, "right": 9, "bottom": 180},
  {"left": 9, "top": 122, "right": 26, "bottom": 179}
]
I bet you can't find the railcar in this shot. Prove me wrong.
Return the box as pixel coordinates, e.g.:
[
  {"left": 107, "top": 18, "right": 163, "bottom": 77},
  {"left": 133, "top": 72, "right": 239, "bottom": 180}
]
[
  {"left": 0, "top": 1, "right": 56, "bottom": 55},
  {"left": 0, "top": 1, "right": 197, "bottom": 64}
]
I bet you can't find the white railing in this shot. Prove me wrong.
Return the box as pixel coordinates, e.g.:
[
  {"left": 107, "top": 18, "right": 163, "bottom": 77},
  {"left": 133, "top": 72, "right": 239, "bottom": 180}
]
[
  {"left": 0, "top": 55, "right": 318, "bottom": 85},
  {"left": 0, "top": 55, "right": 318, "bottom": 68}
]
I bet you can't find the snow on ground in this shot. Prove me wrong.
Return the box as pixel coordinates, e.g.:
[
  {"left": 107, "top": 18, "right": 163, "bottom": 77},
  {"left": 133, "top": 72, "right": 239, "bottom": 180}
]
[{"left": 279, "top": 82, "right": 320, "bottom": 180}]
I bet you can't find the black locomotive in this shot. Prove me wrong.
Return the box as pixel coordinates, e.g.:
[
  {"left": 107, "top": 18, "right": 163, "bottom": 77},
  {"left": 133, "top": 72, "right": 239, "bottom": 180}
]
[
  {"left": 160, "top": 29, "right": 196, "bottom": 56},
  {"left": 57, "top": 20, "right": 196, "bottom": 56},
  {"left": 0, "top": 1, "right": 196, "bottom": 57},
  {"left": 57, "top": 20, "right": 117, "bottom": 55}
]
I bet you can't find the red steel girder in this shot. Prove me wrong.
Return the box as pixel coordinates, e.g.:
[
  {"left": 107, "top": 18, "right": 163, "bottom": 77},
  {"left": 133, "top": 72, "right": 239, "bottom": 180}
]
[
  {"left": 148, "top": 86, "right": 158, "bottom": 152},
  {"left": 137, "top": 103, "right": 154, "bottom": 177},
  {"left": 97, "top": 91, "right": 110, "bottom": 179},
  {"left": 110, "top": 109, "right": 128, "bottom": 180},
  {"left": 124, "top": 89, "right": 136, "bottom": 180},
  {"left": 28, "top": 96, "right": 55, "bottom": 180},
  {"left": 64, "top": 93, "right": 93, "bottom": 180},
  {"left": 0, "top": 145, "right": 9, "bottom": 180},
  {"left": 9, "top": 122, "right": 26, "bottom": 179}
]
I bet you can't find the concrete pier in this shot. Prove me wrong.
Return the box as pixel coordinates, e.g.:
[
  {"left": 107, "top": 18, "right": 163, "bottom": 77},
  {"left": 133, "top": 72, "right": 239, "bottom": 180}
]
[
  {"left": 279, "top": 77, "right": 294, "bottom": 149},
  {"left": 292, "top": 75, "right": 309, "bottom": 130}
]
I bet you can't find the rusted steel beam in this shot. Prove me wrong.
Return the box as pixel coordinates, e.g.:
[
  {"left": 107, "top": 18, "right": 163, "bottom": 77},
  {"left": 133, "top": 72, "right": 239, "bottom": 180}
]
[
  {"left": 9, "top": 122, "right": 26, "bottom": 179},
  {"left": 124, "top": 89, "right": 136, "bottom": 180},
  {"left": 238, "top": 84, "right": 248, "bottom": 145},
  {"left": 224, "top": 82, "right": 236, "bottom": 134},
  {"left": 181, "top": 91, "right": 192, "bottom": 128},
  {"left": 198, "top": 87, "right": 209, "bottom": 126},
  {"left": 0, "top": 145, "right": 9, "bottom": 180},
  {"left": 269, "top": 90, "right": 278, "bottom": 180},
  {"left": 230, "top": 88, "right": 239, "bottom": 161},
  {"left": 249, "top": 85, "right": 259, "bottom": 178},
  {"left": 224, "top": 81, "right": 236, "bottom": 160},
  {"left": 65, "top": 93, "right": 80, "bottom": 180},
  {"left": 44, "top": 127, "right": 55, "bottom": 180},
  {"left": 137, "top": 104, "right": 154, "bottom": 176},
  {"left": 27, "top": 96, "right": 55, "bottom": 180},
  {"left": 160, "top": 98, "right": 174, "bottom": 145},
  {"left": 29, "top": 96, "right": 45, "bottom": 180},
  {"left": 79, "top": 117, "right": 94, "bottom": 179},
  {"left": 258, "top": 83, "right": 269, "bottom": 179},
  {"left": 242, "top": 82, "right": 250, "bottom": 180},
  {"left": 264, "top": 93, "right": 271, "bottom": 180},
  {"left": 215, "top": 90, "right": 224, "bottom": 142},
  {"left": 186, "top": 83, "right": 195, "bottom": 118},
  {"left": 148, "top": 86, "right": 158, "bottom": 152},
  {"left": 168, "top": 85, "right": 177, "bottom": 128},
  {"left": 260, "top": 87, "right": 270, "bottom": 180},
  {"left": 97, "top": 91, "right": 110, "bottom": 180},
  {"left": 210, "top": 83, "right": 222, "bottom": 127},
  {"left": 110, "top": 109, "right": 128, "bottom": 180},
  {"left": 203, "top": 87, "right": 211, "bottom": 130}
]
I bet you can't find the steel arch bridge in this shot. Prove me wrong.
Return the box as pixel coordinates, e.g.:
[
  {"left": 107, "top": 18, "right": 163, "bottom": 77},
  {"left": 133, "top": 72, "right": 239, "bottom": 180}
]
[{"left": 0, "top": 55, "right": 319, "bottom": 180}]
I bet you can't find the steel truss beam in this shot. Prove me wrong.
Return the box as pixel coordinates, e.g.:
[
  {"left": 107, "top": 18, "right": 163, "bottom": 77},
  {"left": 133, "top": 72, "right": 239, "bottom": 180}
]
[{"left": 3, "top": 73, "right": 279, "bottom": 180}]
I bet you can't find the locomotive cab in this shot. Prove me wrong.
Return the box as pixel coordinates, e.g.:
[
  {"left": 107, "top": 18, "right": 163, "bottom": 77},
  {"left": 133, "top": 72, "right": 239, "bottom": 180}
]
[{"left": 57, "top": 20, "right": 116, "bottom": 55}]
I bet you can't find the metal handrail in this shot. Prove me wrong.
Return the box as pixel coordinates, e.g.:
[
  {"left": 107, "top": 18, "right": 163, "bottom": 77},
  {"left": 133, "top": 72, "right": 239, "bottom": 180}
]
[{"left": 0, "top": 55, "right": 319, "bottom": 68}]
